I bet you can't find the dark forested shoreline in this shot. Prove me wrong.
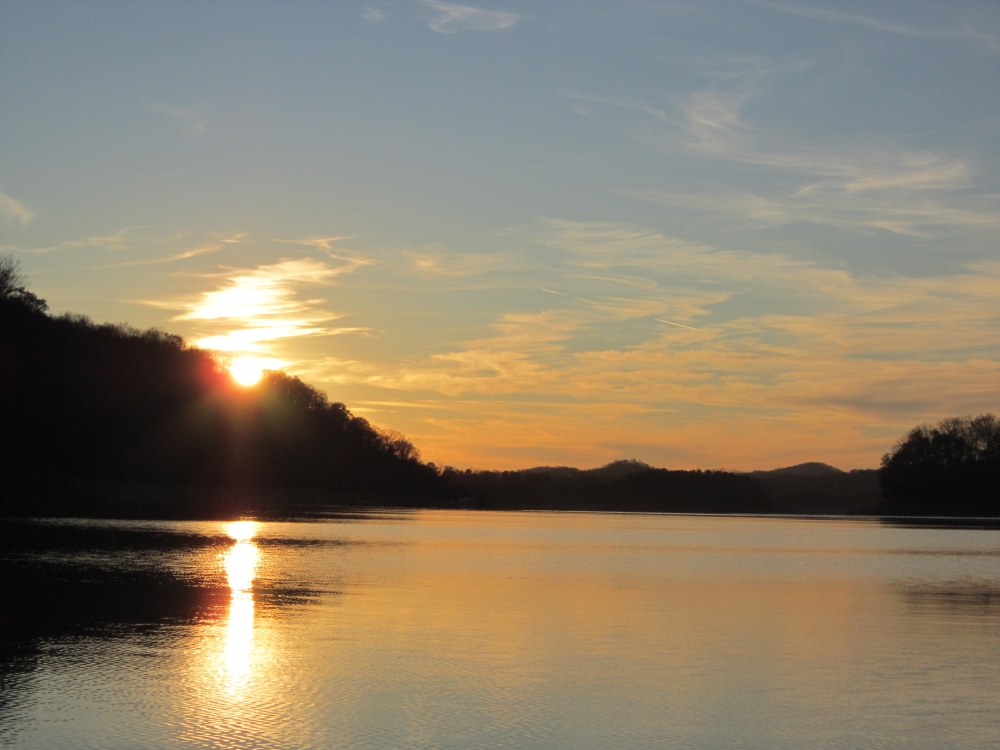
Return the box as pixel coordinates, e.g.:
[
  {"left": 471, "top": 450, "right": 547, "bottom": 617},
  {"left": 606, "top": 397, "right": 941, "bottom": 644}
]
[{"left": 1, "top": 257, "right": 996, "bottom": 520}]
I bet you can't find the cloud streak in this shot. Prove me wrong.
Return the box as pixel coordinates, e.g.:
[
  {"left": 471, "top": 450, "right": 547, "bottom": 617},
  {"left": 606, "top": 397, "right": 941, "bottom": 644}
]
[
  {"left": 633, "top": 188, "right": 1000, "bottom": 238},
  {"left": 0, "top": 191, "right": 34, "bottom": 227},
  {"left": 308, "top": 220, "right": 1000, "bottom": 469},
  {"left": 29, "top": 227, "right": 145, "bottom": 254},
  {"left": 110, "top": 233, "right": 247, "bottom": 267},
  {"left": 147, "top": 257, "right": 370, "bottom": 365},
  {"left": 748, "top": 0, "right": 1000, "bottom": 53},
  {"left": 22, "top": 228, "right": 249, "bottom": 265},
  {"left": 403, "top": 245, "right": 508, "bottom": 277},
  {"left": 152, "top": 103, "right": 208, "bottom": 136},
  {"left": 569, "top": 55, "right": 1000, "bottom": 238},
  {"left": 423, "top": 0, "right": 521, "bottom": 33}
]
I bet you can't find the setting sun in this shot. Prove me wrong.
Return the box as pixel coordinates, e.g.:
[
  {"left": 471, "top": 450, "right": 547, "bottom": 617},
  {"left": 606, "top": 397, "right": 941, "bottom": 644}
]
[{"left": 229, "top": 357, "right": 265, "bottom": 386}]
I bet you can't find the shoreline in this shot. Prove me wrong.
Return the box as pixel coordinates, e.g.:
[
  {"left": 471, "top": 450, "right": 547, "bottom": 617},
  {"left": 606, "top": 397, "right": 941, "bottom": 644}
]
[{"left": 5, "top": 503, "right": 999, "bottom": 528}]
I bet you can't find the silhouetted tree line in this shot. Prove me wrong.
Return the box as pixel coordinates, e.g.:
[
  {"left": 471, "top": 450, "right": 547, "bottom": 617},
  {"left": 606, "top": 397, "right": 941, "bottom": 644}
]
[
  {"left": 439, "top": 460, "right": 777, "bottom": 513},
  {"left": 0, "top": 259, "right": 789, "bottom": 518},
  {"left": 0, "top": 257, "right": 439, "bottom": 513},
  {"left": 5, "top": 257, "right": 993, "bottom": 519},
  {"left": 880, "top": 414, "right": 1000, "bottom": 517}
]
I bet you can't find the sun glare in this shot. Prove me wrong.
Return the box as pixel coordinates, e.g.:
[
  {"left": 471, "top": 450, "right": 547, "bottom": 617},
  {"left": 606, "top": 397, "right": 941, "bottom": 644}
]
[
  {"left": 230, "top": 357, "right": 265, "bottom": 386},
  {"left": 226, "top": 520, "right": 259, "bottom": 542}
]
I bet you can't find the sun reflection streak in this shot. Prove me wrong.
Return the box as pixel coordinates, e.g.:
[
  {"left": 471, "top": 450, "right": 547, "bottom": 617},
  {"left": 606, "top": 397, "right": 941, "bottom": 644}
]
[
  {"left": 221, "top": 521, "right": 260, "bottom": 697},
  {"left": 227, "top": 520, "right": 258, "bottom": 543}
]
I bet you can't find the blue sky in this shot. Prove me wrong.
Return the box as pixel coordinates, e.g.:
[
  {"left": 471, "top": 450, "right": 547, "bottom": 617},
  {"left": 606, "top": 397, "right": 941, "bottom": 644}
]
[{"left": 2, "top": 0, "right": 999, "bottom": 469}]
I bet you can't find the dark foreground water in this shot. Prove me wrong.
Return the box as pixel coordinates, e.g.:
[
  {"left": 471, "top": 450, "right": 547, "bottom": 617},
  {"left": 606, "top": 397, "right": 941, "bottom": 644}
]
[{"left": 1, "top": 512, "right": 999, "bottom": 750}]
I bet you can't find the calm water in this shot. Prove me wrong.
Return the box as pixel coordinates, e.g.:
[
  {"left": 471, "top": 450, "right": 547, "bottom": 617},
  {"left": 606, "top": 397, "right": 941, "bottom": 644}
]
[{"left": 1, "top": 512, "right": 999, "bottom": 749}]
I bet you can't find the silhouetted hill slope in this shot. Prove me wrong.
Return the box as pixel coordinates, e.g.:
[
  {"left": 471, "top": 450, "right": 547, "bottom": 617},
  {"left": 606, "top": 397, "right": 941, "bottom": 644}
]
[
  {"left": 758, "top": 462, "right": 841, "bottom": 477},
  {"left": 0, "top": 265, "right": 440, "bottom": 516},
  {"left": 518, "top": 459, "right": 652, "bottom": 481},
  {"left": 0, "top": 266, "right": 774, "bottom": 518},
  {"left": 588, "top": 459, "right": 653, "bottom": 480},
  {"left": 748, "top": 464, "right": 880, "bottom": 515}
]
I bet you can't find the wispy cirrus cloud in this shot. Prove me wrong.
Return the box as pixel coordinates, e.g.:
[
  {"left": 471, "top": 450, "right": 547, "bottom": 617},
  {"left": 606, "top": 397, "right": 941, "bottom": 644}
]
[
  {"left": 423, "top": 0, "right": 521, "bottom": 33},
  {"left": 277, "top": 235, "right": 358, "bottom": 252},
  {"left": 110, "top": 232, "right": 247, "bottom": 267},
  {"left": 310, "top": 220, "right": 1000, "bottom": 469},
  {"left": 569, "top": 53, "right": 999, "bottom": 238},
  {"left": 0, "top": 191, "right": 34, "bottom": 227},
  {"left": 152, "top": 103, "right": 208, "bottom": 136},
  {"left": 149, "top": 168, "right": 186, "bottom": 182},
  {"left": 362, "top": 6, "right": 387, "bottom": 22},
  {"left": 29, "top": 227, "right": 144, "bottom": 254},
  {"left": 403, "top": 244, "right": 508, "bottom": 277},
  {"left": 747, "top": 0, "right": 1000, "bottom": 54},
  {"left": 632, "top": 188, "right": 1000, "bottom": 238},
  {"left": 146, "top": 257, "right": 369, "bottom": 364},
  {"left": 22, "top": 227, "right": 248, "bottom": 265},
  {"left": 578, "top": 86, "right": 973, "bottom": 194},
  {"left": 670, "top": 91, "right": 995, "bottom": 235}
]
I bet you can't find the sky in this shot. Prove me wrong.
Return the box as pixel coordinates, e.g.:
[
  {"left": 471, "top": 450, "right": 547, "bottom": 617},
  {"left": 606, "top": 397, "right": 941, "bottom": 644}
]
[{"left": 2, "top": 0, "right": 999, "bottom": 471}]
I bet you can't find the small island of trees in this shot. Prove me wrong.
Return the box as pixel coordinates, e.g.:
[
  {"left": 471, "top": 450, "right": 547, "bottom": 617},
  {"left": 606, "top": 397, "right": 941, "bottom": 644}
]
[{"left": 880, "top": 414, "right": 1000, "bottom": 517}]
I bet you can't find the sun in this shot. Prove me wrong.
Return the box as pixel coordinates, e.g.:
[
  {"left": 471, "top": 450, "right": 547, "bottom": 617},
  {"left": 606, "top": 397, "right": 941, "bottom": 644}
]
[{"left": 230, "top": 357, "right": 265, "bottom": 386}]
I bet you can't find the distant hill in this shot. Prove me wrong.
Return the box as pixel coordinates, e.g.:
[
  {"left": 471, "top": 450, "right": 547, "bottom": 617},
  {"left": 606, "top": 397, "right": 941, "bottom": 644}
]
[
  {"left": 754, "top": 462, "right": 842, "bottom": 477},
  {"left": 520, "top": 459, "right": 652, "bottom": 480},
  {"left": 748, "top": 464, "right": 880, "bottom": 515},
  {"left": 455, "top": 460, "right": 880, "bottom": 516},
  {"left": 442, "top": 462, "right": 776, "bottom": 514}
]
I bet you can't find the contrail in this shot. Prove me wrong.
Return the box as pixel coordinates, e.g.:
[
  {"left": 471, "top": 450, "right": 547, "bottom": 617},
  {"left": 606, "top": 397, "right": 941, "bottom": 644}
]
[
  {"left": 541, "top": 287, "right": 599, "bottom": 305},
  {"left": 655, "top": 318, "right": 702, "bottom": 331}
]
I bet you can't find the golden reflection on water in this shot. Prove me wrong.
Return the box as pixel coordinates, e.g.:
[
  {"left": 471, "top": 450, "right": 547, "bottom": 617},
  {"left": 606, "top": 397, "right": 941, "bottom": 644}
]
[{"left": 221, "top": 521, "right": 259, "bottom": 697}]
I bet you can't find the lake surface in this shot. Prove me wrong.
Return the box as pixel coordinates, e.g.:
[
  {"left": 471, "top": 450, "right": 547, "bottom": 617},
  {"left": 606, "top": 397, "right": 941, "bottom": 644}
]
[{"left": 2, "top": 512, "right": 999, "bottom": 749}]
